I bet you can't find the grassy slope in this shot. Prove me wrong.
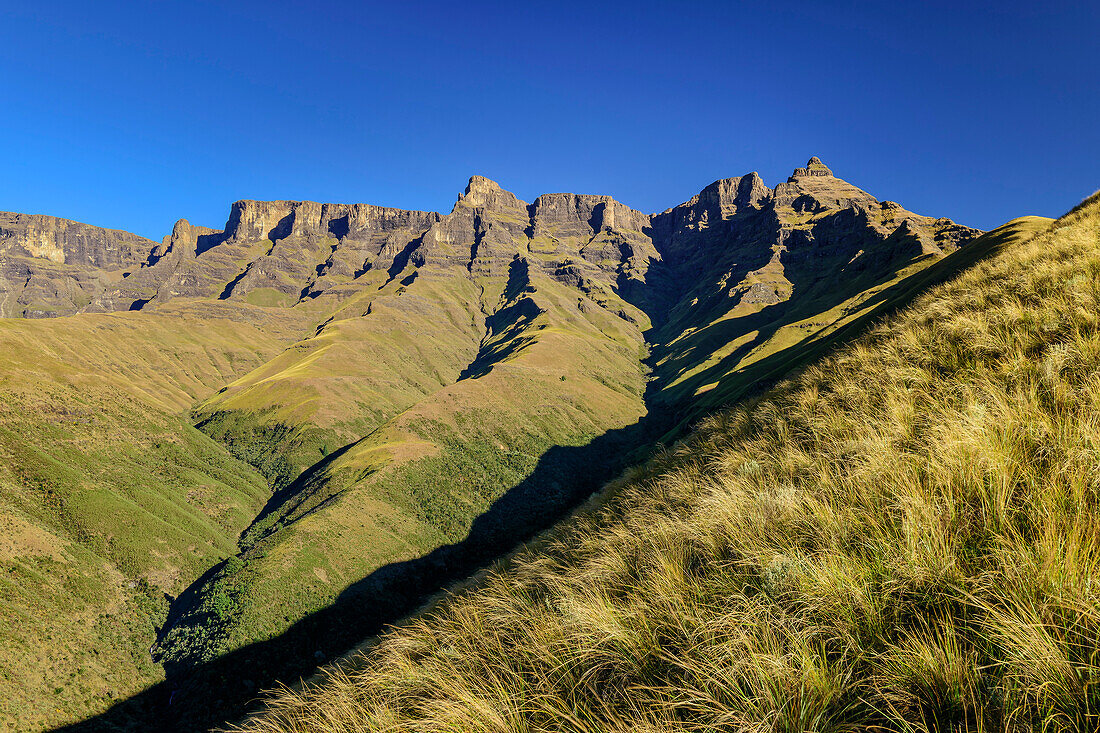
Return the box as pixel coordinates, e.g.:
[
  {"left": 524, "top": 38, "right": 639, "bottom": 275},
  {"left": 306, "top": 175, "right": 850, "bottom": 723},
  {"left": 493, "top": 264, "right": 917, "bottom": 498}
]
[
  {"left": 0, "top": 301, "right": 312, "bottom": 731},
  {"left": 154, "top": 268, "right": 653, "bottom": 670},
  {"left": 147, "top": 200, "right": 988, "bottom": 726},
  {"left": 232, "top": 203, "right": 1100, "bottom": 733},
  {"left": 3, "top": 185, "right": 982, "bottom": 731},
  {"left": 649, "top": 201, "right": 985, "bottom": 424},
  {"left": 194, "top": 267, "right": 487, "bottom": 487}
]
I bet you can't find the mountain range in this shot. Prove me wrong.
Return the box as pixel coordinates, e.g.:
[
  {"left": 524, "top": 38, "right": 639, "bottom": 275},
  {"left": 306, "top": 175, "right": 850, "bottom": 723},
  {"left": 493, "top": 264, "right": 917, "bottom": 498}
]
[{"left": 0, "top": 159, "right": 992, "bottom": 731}]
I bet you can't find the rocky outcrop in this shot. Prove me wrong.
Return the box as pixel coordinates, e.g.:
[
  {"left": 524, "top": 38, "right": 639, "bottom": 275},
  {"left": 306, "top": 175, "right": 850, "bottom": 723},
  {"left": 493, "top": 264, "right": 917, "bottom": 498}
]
[
  {"left": 527, "top": 192, "right": 659, "bottom": 294},
  {"left": 650, "top": 173, "right": 774, "bottom": 259},
  {"left": 772, "top": 157, "right": 878, "bottom": 211},
  {"left": 639, "top": 158, "right": 980, "bottom": 382},
  {"left": 212, "top": 201, "right": 441, "bottom": 301},
  {"left": 0, "top": 212, "right": 156, "bottom": 269},
  {"left": 159, "top": 219, "right": 222, "bottom": 259},
  {"left": 407, "top": 177, "right": 531, "bottom": 277},
  {"left": 0, "top": 212, "right": 160, "bottom": 317},
  {"left": 220, "top": 200, "right": 437, "bottom": 247},
  {"left": 788, "top": 156, "right": 832, "bottom": 179},
  {"left": 529, "top": 193, "right": 650, "bottom": 243},
  {"left": 670, "top": 172, "right": 772, "bottom": 225},
  {"left": 459, "top": 175, "right": 526, "bottom": 211}
]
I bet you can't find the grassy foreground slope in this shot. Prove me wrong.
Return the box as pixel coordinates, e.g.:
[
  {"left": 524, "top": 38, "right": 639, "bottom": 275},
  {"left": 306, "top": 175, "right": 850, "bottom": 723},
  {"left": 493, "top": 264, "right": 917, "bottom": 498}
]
[
  {"left": 0, "top": 301, "right": 311, "bottom": 731},
  {"left": 237, "top": 204, "right": 1096, "bottom": 733},
  {"left": 80, "top": 169, "right": 984, "bottom": 733},
  {"left": 654, "top": 214, "right": 1054, "bottom": 434}
]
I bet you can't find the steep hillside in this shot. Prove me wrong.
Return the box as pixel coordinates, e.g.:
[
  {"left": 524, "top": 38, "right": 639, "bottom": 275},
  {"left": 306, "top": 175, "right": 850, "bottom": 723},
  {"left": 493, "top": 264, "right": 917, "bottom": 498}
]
[
  {"left": 188, "top": 176, "right": 663, "bottom": 485},
  {"left": 154, "top": 257, "right": 654, "bottom": 674},
  {"left": 0, "top": 159, "right": 985, "bottom": 732},
  {"left": 229, "top": 203, "right": 1100, "bottom": 733},
  {"left": 0, "top": 302, "right": 314, "bottom": 731},
  {"left": 649, "top": 159, "right": 975, "bottom": 417}
]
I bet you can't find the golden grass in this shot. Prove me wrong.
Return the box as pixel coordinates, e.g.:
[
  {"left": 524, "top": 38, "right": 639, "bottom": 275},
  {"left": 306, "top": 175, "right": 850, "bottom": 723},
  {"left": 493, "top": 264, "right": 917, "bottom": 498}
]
[{"left": 233, "top": 196, "right": 1100, "bottom": 733}]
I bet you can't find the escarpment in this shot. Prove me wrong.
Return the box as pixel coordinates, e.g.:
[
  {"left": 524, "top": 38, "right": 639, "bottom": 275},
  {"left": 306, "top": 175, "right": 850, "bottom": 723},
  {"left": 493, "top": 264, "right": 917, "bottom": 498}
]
[
  {"left": 0, "top": 212, "right": 159, "bottom": 317},
  {"left": 0, "top": 158, "right": 978, "bottom": 322}
]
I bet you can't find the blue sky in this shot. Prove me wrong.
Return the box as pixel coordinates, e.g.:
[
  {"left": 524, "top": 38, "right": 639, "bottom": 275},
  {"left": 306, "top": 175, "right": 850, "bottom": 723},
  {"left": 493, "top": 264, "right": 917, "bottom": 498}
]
[{"left": 1, "top": 1, "right": 1097, "bottom": 239}]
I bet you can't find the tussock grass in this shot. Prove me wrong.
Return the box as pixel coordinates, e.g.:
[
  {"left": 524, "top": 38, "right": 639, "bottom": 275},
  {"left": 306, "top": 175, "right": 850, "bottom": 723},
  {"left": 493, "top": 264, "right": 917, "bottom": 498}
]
[{"left": 235, "top": 198, "right": 1100, "bottom": 732}]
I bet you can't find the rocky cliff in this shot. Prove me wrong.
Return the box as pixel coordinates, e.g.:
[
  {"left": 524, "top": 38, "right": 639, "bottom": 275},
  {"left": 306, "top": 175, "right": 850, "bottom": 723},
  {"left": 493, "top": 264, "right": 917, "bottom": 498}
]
[
  {"left": 0, "top": 212, "right": 159, "bottom": 317},
  {"left": 0, "top": 157, "right": 978, "bottom": 322}
]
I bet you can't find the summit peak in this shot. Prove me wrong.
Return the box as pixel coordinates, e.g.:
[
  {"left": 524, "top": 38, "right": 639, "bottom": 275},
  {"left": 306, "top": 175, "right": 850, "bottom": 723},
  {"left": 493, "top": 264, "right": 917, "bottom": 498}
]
[
  {"left": 464, "top": 175, "right": 503, "bottom": 196},
  {"left": 788, "top": 156, "right": 833, "bottom": 181},
  {"left": 456, "top": 175, "right": 525, "bottom": 210}
]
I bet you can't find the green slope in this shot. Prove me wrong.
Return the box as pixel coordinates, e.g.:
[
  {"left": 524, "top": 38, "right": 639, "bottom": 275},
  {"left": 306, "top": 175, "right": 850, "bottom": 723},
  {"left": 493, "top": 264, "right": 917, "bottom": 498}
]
[
  {"left": 653, "top": 215, "right": 1053, "bottom": 428},
  {"left": 193, "top": 267, "right": 488, "bottom": 487},
  {"left": 0, "top": 301, "right": 312, "bottom": 731},
  {"left": 234, "top": 203, "right": 1098, "bottom": 732},
  {"left": 150, "top": 171, "right": 975, "bottom": 688},
  {"left": 155, "top": 265, "right": 653, "bottom": 669}
]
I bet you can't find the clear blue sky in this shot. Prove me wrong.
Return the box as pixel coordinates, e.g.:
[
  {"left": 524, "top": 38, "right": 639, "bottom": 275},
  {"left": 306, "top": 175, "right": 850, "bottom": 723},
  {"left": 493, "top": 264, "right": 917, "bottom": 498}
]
[{"left": 1, "top": 1, "right": 1097, "bottom": 240}]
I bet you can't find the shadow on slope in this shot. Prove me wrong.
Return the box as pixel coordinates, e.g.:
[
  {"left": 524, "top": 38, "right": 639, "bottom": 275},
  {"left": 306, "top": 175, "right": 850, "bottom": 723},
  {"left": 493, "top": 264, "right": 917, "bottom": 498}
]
[
  {"left": 651, "top": 209, "right": 929, "bottom": 408},
  {"left": 50, "top": 405, "right": 677, "bottom": 733},
  {"left": 664, "top": 216, "right": 1053, "bottom": 431}
]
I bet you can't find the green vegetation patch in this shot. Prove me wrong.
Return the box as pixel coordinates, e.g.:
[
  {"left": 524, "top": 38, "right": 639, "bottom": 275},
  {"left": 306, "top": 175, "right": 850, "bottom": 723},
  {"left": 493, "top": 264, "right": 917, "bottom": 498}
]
[{"left": 244, "top": 287, "right": 295, "bottom": 308}]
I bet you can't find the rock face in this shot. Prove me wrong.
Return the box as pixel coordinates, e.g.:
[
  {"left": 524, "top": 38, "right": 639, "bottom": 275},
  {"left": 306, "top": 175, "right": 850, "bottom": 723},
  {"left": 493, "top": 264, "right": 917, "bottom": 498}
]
[
  {"left": 0, "top": 212, "right": 159, "bottom": 317},
  {"left": 0, "top": 158, "right": 980, "bottom": 319},
  {"left": 0, "top": 212, "right": 155, "bottom": 268}
]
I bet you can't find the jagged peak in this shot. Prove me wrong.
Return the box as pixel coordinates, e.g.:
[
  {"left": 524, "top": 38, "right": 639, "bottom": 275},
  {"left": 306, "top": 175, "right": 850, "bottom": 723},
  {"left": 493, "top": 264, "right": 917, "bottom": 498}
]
[
  {"left": 702, "top": 172, "right": 771, "bottom": 208},
  {"left": 170, "top": 218, "right": 216, "bottom": 237},
  {"left": 464, "top": 175, "right": 503, "bottom": 197},
  {"left": 788, "top": 156, "right": 833, "bottom": 181},
  {"left": 455, "top": 175, "right": 526, "bottom": 211},
  {"left": 164, "top": 218, "right": 212, "bottom": 253},
  {"left": 661, "top": 172, "right": 773, "bottom": 220}
]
